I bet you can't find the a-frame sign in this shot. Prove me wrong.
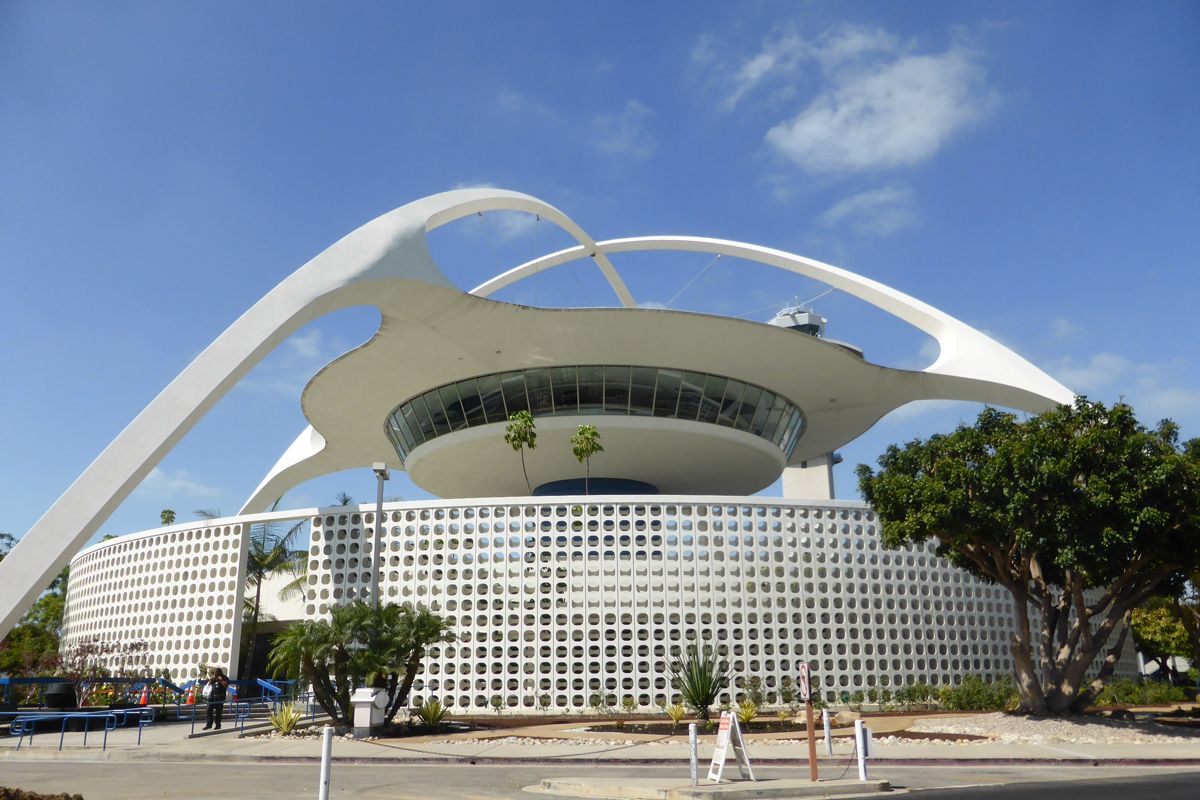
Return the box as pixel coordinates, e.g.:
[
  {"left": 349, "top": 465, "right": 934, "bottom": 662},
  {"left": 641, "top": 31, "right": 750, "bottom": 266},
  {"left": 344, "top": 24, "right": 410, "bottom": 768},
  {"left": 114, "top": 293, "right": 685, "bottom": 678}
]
[{"left": 706, "top": 711, "right": 755, "bottom": 782}]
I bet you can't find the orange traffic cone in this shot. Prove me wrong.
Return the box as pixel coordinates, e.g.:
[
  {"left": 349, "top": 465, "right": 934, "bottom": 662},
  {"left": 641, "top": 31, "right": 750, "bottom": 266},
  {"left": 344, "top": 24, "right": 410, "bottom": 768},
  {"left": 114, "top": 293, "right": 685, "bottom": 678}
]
[
  {"left": 138, "top": 685, "right": 149, "bottom": 706},
  {"left": 185, "top": 686, "right": 195, "bottom": 705}
]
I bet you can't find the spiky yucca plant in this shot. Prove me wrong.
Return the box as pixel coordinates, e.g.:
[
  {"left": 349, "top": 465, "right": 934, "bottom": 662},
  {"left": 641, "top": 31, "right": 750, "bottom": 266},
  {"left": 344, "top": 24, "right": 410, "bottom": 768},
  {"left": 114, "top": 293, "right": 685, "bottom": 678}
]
[{"left": 665, "top": 644, "right": 730, "bottom": 722}]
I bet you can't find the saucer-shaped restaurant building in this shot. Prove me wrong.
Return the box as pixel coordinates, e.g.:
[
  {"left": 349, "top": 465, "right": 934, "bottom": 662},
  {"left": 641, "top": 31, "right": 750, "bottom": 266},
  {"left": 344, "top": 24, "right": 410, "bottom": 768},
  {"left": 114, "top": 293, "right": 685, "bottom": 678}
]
[{"left": 0, "top": 189, "right": 1132, "bottom": 711}]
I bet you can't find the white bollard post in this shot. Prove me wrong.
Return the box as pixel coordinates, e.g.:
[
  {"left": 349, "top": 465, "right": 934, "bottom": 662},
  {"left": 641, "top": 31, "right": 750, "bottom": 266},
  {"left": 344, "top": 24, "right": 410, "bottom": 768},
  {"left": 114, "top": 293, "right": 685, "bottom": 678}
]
[
  {"left": 853, "top": 719, "right": 868, "bottom": 781},
  {"left": 822, "top": 708, "right": 832, "bottom": 756},
  {"left": 688, "top": 723, "right": 698, "bottom": 786},
  {"left": 318, "top": 725, "right": 333, "bottom": 800}
]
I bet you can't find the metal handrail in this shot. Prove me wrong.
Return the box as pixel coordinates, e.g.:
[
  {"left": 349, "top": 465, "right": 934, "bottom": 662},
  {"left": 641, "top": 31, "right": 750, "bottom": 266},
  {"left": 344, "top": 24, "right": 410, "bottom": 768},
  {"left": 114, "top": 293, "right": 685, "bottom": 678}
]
[{"left": 11, "top": 708, "right": 154, "bottom": 751}]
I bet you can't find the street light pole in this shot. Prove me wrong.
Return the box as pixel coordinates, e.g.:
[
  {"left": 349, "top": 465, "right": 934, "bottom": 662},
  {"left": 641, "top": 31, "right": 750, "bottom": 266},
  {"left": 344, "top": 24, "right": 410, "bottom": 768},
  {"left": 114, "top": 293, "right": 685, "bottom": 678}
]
[{"left": 371, "top": 462, "right": 390, "bottom": 609}]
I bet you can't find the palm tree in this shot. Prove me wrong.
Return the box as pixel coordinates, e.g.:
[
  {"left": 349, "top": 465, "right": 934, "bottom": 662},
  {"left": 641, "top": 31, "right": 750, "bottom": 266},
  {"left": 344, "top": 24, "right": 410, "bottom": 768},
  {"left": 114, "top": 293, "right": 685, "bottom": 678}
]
[
  {"left": 504, "top": 411, "right": 538, "bottom": 494},
  {"left": 267, "top": 602, "right": 455, "bottom": 727},
  {"left": 199, "top": 503, "right": 307, "bottom": 676},
  {"left": 384, "top": 603, "right": 456, "bottom": 723},
  {"left": 570, "top": 424, "right": 604, "bottom": 495},
  {"left": 241, "top": 517, "right": 306, "bottom": 676},
  {"left": 160, "top": 509, "right": 176, "bottom": 526},
  {"left": 335, "top": 492, "right": 353, "bottom": 506}
]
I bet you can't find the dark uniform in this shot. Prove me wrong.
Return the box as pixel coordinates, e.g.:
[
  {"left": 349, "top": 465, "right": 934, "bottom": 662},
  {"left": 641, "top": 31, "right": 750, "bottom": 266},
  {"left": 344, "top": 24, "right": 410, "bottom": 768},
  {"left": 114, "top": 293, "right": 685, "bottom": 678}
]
[{"left": 204, "top": 673, "right": 230, "bottom": 730}]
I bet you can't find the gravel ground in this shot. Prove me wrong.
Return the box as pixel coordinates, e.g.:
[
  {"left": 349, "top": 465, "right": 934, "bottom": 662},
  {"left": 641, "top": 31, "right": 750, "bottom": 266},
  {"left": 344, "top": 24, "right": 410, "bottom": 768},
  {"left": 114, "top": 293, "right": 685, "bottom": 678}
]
[{"left": 909, "top": 711, "right": 1200, "bottom": 744}]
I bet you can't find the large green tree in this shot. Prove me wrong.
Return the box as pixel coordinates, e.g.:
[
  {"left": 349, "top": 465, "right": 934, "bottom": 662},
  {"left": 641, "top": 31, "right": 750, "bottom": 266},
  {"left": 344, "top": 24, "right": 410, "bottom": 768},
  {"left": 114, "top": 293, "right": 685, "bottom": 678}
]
[
  {"left": 857, "top": 399, "right": 1200, "bottom": 714},
  {"left": 1131, "top": 597, "right": 1193, "bottom": 681},
  {"left": 267, "top": 601, "right": 454, "bottom": 727},
  {"left": 0, "top": 533, "right": 67, "bottom": 676}
]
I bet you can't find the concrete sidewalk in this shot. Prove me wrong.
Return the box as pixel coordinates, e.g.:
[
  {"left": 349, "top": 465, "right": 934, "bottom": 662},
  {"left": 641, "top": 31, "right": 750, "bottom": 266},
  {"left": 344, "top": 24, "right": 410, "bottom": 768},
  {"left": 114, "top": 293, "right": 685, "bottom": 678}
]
[{"left": 3, "top": 715, "right": 1200, "bottom": 767}]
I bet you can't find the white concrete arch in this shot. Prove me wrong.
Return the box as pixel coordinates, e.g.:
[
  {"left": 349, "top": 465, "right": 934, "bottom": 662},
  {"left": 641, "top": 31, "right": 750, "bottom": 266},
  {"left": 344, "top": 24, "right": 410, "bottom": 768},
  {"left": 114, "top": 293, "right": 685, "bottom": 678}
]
[
  {"left": 427, "top": 196, "right": 635, "bottom": 307},
  {"left": 470, "top": 235, "right": 1073, "bottom": 411},
  {"left": 0, "top": 188, "right": 598, "bottom": 639}
]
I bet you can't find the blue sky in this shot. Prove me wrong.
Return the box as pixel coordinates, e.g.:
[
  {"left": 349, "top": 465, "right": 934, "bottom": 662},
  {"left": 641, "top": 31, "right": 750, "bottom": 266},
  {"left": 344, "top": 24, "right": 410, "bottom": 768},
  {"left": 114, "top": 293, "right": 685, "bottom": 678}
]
[{"left": 2, "top": 2, "right": 1198, "bottom": 543}]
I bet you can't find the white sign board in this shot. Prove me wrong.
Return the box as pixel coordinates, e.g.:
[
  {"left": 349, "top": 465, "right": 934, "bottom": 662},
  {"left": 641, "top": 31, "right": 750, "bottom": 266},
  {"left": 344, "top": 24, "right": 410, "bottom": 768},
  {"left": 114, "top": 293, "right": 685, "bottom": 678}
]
[
  {"left": 798, "top": 662, "right": 811, "bottom": 702},
  {"left": 706, "top": 711, "right": 755, "bottom": 782}
]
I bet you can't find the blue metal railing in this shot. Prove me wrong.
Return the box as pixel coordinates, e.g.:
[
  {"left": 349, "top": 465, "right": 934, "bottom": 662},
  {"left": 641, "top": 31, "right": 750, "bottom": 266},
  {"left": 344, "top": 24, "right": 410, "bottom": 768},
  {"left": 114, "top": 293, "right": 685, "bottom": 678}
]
[
  {"left": 0, "top": 677, "right": 64, "bottom": 706},
  {"left": 8, "top": 708, "right": 155, "bottom": 751}
]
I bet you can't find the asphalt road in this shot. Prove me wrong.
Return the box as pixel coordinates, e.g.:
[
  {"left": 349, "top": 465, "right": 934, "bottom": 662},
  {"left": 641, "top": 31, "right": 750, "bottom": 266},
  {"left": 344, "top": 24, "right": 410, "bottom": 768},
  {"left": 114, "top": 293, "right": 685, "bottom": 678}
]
[{"left": 0, "top": 762, "right": 1198, "bottom": 799}]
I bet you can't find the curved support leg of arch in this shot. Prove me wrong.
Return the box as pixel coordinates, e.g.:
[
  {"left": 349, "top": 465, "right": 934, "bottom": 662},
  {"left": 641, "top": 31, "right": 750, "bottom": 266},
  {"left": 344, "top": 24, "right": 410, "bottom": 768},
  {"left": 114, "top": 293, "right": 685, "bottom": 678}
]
[{"left": 0, "top": 188, "right": 589, "bottom": 639}]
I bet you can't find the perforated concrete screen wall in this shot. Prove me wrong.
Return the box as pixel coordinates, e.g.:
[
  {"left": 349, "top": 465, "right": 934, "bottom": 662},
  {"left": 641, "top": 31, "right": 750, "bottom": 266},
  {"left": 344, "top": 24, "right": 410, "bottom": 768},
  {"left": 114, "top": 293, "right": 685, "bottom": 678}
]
[
  {"left": 301, "top": 498, "right": 1134, "bottom": 713},
  {"left": 62, "top": 522, "right": 248, "bottom": 679}
]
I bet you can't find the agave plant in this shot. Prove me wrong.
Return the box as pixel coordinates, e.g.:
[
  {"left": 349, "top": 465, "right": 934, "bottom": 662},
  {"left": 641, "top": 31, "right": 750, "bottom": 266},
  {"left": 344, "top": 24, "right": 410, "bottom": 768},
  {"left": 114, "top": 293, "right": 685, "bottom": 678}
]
[
  {"left": 414, "top": 699, "right": 448, "bottom": 731},
  {"left": 664, "top": 702, "right": 687, "bottom": 729},
  {"left": 736, "top": 699, "right": 758, "bottom": 725},
  {"left": 664, "top": 643, "right": 729, "bottom": 722},
  {"left": 269, "top": 704, "right": 303, "bottom": 735}
]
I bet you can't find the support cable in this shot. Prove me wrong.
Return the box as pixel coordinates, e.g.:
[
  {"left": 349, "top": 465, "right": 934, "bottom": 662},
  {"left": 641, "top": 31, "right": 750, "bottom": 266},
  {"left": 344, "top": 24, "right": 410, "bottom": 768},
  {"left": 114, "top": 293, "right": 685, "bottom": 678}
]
[{"left": 664, "top": 254, "right": 721, "bottom": 309}]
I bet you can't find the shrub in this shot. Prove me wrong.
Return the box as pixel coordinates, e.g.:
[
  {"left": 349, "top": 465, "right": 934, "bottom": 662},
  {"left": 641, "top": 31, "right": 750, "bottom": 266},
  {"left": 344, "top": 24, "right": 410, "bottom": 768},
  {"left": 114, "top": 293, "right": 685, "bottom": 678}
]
[
  {"left": 939, "top": 675, "right": 1017, "bottom": 711},
  {"left": 736, "top": 700, "right": 758, "bottom": 725},
  {"left": 895, "top": 683, "right": 938, "bottom": 711},
  {"left": 846, "top": 691, "right": 865, "bottom": 712},
  {"left": 1093, "top": 678, "right": 1188, "bottom": 707},
  {"left": 621, "top": 696, "right": 638, "bottom": 715},
  {"left": 268, "top": 704, "right": 302, "bottom": 735},
  {"left": 866, "top": 686, "right": 893, "bottom": 711},
  {"left": 414, "top": 699, "right": 448, "bottom": 730},
  {"left": 665, "top": 702, "right": 687, "bottom": 728},
  {"left": 744, "top": 677, "right": 768, "bottom": 707}
]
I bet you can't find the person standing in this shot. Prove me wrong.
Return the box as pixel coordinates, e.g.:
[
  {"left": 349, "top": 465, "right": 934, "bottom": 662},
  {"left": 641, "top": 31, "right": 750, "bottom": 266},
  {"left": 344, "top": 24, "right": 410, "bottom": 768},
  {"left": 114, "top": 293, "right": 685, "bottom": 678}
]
[{"left": 203, "top": 668, "right": 230, "bottom": 730}]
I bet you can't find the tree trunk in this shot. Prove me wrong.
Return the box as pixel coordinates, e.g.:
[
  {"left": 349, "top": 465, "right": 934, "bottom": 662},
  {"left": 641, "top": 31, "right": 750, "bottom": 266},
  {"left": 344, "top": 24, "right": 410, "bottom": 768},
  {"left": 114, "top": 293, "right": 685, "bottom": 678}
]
[
  {"left": 520, "top": 451, "right": 531, "bottom": 495},
  {"left": 240, "top": 580, "right": 263, "bottom": 678},
  {"left": 1009, "top": 587, "right": 1048, "bottom": 713}
]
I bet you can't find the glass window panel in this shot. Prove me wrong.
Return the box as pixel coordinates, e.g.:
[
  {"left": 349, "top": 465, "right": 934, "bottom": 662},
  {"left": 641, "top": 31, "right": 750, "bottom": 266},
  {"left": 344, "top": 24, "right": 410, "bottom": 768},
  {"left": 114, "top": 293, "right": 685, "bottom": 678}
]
[
  {"left": 399, "top": 405, "right": 423, "bottom": 447},
  {"left": 457, "top": 378, "right": 486, "bottom": 426},
  {"left": 578, "top": 366, "right": 604, "bottom": 413},
  {"left": 777, "top": 409, "right": 800, "bottom": 449},
  {"left": 629, "top": 367, "right": 657, "bottom": 415},
  {"left": 736, "top": 386, "right": 761, "bottom": 431},
  {"left": 653, "top": 369, "right": 682, "bottom": 417},
  {"left": 749, "top": 391, "right": 773, "bottom": 436},
  {"left": 550, "top": 366, "right": 578, "bottom": 414},
  {"left": 773, "top": 407, "right": 794, "bottom": 447},
  {"left": 762, "top": 396, "right": 786, "bottom": 442},
  {"left": 525, "top": 368, "right": 554, "bottom": 414},
  {"left": 409, "top": 395, "right": 437, "bottom": 441},
  {"left": 785, "top": 412, "right": 805, "bottom": 456},
  {"left": 387, "top": 416, "right": 410, "bottom": 458},
  {"left": 440, "top": 384, "right": 467, "bottom": 431},
  {"left": 604, "top": 366, "right": 630, "bottom": 413},
  {"left": 717, "top": 381, "right": 745, "bottom": 427},
  {"left": 423, "top": 391, "right": 450, "bottom": 436},
  {"left": 500, "top": 371, "right": 529, "bottom": 415},
  {"left": 478, "top": 374, "right": 506, "bottom": 423},
  {"left": 698, "top": 375, "right": 726, "bottom": 423},
  {"left": 677, "top": 371, "right": 705, "bottom": 421}
]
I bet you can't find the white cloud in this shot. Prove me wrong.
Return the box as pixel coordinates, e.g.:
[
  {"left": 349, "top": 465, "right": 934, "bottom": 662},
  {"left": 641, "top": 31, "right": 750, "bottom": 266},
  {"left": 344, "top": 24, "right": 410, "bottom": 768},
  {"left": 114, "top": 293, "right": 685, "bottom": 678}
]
[
  {"left": 1050, "top": 318, "right": 1084, "bottom": 341},
  {"left": 288, "top": 329, "right": 323, "bottom": 359},
  {"left": 818, "top": 186, "right": 916, "bottom": 235},
  {"left": 134, "top": 467, "right": 220, "bottom": 499},
  {"left": 1046, "top": 352, "right": 1200, "bottom": 426},
  {"left": 766, "top": 46, "right": 994, "bottom": 173},
  {"left": 695, "top": 25, "right": 994, "bottom": 177},
  {"left": 496, "top": 88, "right": 557, "bottom": 120},
  {"left": 721, "top": 29, "right": 806, "bottom": 112},
  {"left": 594, "top": 100, "right": 656, "bottom": 160}
]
